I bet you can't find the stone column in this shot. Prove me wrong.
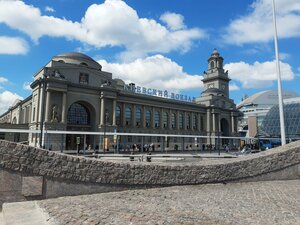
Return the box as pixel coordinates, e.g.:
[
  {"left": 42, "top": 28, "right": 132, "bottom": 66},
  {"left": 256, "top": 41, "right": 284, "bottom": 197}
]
[
  {"left": 212, "top": 111, "right": 216, "bottom": 132},
  {"left": 218, "top": 114, "right": 221, "bottom": 132},
  {"left": 206, "top": 109, "right": 211, "bottom": 133},
  {"left": 231, "top": 113, "right": 235, "bottom": 133},
  {"left": 176, "top": 111, "right": 179, "bottom": 130},
  {"left": 61, "top": 92, "right": 67, "bottom": 123},
  {"left": 169, "top": 109, "right": 172, "bottom": 129},
  {"left": 44, "top": 91, "right": 51, "bottom": 122},
  {"left": 100, "top": 97, "right": 105, "bottom": 126},
  {"left": 184, "top": 112, "right": 187, "bottom": 130},
  {"left": 35, "top": 85, "right": 45, "bottom": 122},
  {"left": 190, "top": 112, "right": 194, "bottom": 130},
  {"left": 160, "top": 108, "right": 164, "bottom": 129},
  {"left": 112, "top": 99, "right": 116, "bottom": 126}
]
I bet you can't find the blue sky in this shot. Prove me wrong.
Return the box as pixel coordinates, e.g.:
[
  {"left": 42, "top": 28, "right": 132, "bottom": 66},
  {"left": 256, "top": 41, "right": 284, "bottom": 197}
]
[{"left": 0, "top": 0, "right": 299, "bottom": 114}]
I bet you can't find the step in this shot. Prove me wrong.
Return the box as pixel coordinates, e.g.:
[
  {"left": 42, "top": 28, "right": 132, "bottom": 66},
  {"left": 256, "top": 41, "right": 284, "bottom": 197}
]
[
  {"left": 2, "top": 201, "right": 53, "bottom": 225},
  {"left": 0, "top": 210, "right": 4, "bottom": 225}
]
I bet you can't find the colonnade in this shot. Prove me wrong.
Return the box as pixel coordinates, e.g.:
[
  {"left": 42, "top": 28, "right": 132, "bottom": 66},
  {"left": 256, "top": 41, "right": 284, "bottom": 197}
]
[{"left": 98, "top": 98, "right": 237, "bottom": 134}]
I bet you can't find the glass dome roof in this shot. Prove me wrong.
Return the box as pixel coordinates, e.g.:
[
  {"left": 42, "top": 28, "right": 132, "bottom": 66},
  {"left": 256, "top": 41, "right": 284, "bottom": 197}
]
[{"left": 260, "top": 101, "right": 300, "bottom": 137}]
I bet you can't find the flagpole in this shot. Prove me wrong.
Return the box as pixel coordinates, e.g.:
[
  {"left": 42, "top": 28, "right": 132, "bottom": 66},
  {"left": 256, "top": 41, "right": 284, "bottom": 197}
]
[{"left": 272, "top": 0, "right": 286, "bottom": 145}]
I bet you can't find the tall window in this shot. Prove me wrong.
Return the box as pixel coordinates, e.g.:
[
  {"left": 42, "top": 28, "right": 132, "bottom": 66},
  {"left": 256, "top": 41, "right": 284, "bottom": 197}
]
[
  {"left": 12, "top": 117, "right": 17, "bottom": 124},
  {"left": 193, "top": 114, "right": 197, "bottom": 130},
  {"left": 32, "top": 107, "right": 36, "bottom": 122},
  {"left": 67, "top": 103, "right": 90, "bottom": 125},
  {"left": 125, "top": 107, "right": 132, "bottom": 125},
  {"left": 79, "top": 73, "right": 89, "bottom": 84},
  {"left": 116, "top": 106, "right": 121, "bottom": 125},
  {"left": 200, "top": 116, "right": 204, "bottom": 130},
  {"left": 187, "top": 114, "right": 191, "bottom": 129},
  {"left": 179, "top": 113, "right": 183, "bottom": 129},
  {"left": 146, "top": 110, "right": 151, "bottom": 127},
  {"left": 163, "top": 112, "right": 168, "bottom": 128},
  {"left": 210, "top": 61, "right": 214, "bottom": 69},
  {"left": 136, "top": 108, "right": 142, "bottom": 126},
  {"left": 154, "top": 111, "right": 160, "bottom": 128},
  {"left": 171, "top": 113, "right": 176, "bottom": 129}
]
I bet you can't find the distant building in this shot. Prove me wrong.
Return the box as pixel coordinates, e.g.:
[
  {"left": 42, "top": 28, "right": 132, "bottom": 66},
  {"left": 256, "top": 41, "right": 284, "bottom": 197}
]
[
  {"left": 260, "top": 97, "right": 300, "bottom": 138},
  {"left": 237, "top": 90, "right": 299, "bottom": 139},
  {"left": 0, "top": 50, "right": 240, "bottom": 151}
]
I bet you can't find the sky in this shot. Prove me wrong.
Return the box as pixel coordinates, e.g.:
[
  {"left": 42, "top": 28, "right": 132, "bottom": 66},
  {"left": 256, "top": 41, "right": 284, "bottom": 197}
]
[{"left": 0, "top": 0, "right": 300, "bottom": 114}]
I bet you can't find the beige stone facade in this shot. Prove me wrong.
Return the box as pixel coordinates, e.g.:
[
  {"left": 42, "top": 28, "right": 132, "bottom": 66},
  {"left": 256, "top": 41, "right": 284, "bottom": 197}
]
[{"left": 0, "top": 50, "right": 240, "bottom": 151}]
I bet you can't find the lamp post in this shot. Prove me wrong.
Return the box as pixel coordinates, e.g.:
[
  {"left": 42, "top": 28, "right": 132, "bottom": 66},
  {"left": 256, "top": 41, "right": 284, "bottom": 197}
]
[
  {"left": 256, "top": 114, "right": 260, "bottom": 150},
  {"left": 272, "top": 0, "right": 286, "bottom": 145},
  {"left": 218, "top": 131, "right": 221, "bottom": 156},
  {"left": 103, "top": 110, "right": 109, "bottom": 152},
  {"left": 39, "top": 69, "right": 47, "bottom": 148}
]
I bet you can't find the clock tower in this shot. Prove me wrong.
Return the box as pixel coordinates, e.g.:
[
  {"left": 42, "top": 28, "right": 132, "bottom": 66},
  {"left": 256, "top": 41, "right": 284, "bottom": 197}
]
[{"left": 202, "top": 49, "right": 230, "bottom": 97}]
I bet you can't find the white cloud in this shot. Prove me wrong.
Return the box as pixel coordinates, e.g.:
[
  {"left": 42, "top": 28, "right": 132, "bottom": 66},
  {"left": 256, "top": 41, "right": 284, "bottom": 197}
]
[
  {"left": 45, "top": 6, "right": 55, "bottom": 13},
  {"left": 223, "top": 0, "right": 300, "bottom": 44},
  {"left": 0, "top": 77, "right": 8, "bottom": 83},
  {"left": 279, "top": 52, "right": 290, "bottom": 60},
  {"left": 23, "top": 82, "right": 31, "bottom": 91},
  {"left": 98, "top": 54, "right": 203, "bottom": 92},
  {"left": 229, "top": 83, "right": 240, "bottom": 91},
  {"left": 0, "top": 0, "right": 205, "bottom": 60},
  {"left": 0, "top": 91, "right": 23, "bottom": 114},
  {"left": 160, "top": 12, "right": 186, "bottom": 31},
  {"left": 224, "top": 60, "right": 295, "bottom": 89},
  {"left": 0, "top": 36, "right": 28, "bottom": 55}
]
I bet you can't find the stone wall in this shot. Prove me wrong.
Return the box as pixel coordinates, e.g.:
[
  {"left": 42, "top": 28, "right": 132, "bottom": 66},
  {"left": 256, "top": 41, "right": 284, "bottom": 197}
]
[{"left": 0, "top": 140, "right": 299, "bottom": 206}]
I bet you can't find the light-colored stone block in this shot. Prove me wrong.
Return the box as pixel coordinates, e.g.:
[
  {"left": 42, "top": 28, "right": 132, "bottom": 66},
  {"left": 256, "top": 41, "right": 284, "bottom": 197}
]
[{"left": 22, "top": 176, "right": 43, "bottom": 197}]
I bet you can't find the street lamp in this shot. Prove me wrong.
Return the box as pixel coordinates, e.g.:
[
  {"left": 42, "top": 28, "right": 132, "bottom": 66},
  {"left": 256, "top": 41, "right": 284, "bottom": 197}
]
[
  {"left": 272, "top": 0, "right": 286, "bottom": 145},
  {"left": 39, "top": 69, "right": 47, "bottom": 148},
  {"left": 256, "top": 114, "right": 260, "bottom": 150},
  {"left": 103, "top": 110, "right": 109, "bottom": 152}
]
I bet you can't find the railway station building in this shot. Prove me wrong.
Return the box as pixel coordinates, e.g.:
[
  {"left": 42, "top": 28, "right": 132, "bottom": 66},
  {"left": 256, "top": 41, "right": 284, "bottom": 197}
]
[{"left": 0, "top": 49, "right": 240, "bottom": 151}]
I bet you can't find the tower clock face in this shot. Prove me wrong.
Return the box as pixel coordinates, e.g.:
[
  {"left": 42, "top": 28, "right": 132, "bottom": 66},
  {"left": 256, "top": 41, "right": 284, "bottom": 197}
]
[
  {"left": 208, "top": 83, "right": 214, "bottom": 88},
  {"left": 221, "top": 84, "right": 226, "bottom": 90}
]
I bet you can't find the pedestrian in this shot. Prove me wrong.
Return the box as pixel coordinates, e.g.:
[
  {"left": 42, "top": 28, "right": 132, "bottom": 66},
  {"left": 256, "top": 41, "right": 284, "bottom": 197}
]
[
  {"left": 130, "top": 151, "right": 134, "bottom": 161},
  {"left": 146, "top": 152, "right": 152, "bottom": 162},
  {"left": 225, "top": 145, "right": 229, "bottom": 152}
]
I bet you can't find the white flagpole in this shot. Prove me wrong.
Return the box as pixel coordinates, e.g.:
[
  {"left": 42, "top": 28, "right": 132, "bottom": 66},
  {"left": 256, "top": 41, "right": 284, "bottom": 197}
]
[{"left": 272, "top": 0, "right": 286, "bottom": 145}]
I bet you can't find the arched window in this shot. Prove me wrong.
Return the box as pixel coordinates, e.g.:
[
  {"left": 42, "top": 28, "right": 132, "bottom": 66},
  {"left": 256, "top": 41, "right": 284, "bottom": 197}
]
[
  {"left": 154, "top": 111, "right": 160, "bottom": 128},
  {"left": 116, "top": 106, "right": 121, "bottom": 125},
  {"left": 125, "top": 107, "right": 132, "bottom": 125},
  {"left": 163, "top": 112, "right": 168, "bottom": 128},
  {"left": 179, "top": 113, "right": 183, "bottom": 129},
  {"left": 146, "top": 110, "right": 151, "bottom": 127},
  {"left": 67, "top": 103, "right": 90, "bottom": 125},
  {"left": 187, "top": 114, "right": 191, "bottom": 129},
  {"left": 200, "top": 116, "right": 204, "bottom": 130},
  {"left": 12, "top": 117, "right": 17, "bottom": 124},
  {"left": 80, "top": 62, "right": 88, "bottom": 66},
  {"left": 210, "top": 61, "right": 214, "bottom": 69},
  {"left": 136, "top": 108, "right": 142, "bottom": 126},
  {"left": 171, "top": 113, "right": 176, "bottom": 129},
  {"left": 193, "top": 114, "right": 198, "bottom": 130}
]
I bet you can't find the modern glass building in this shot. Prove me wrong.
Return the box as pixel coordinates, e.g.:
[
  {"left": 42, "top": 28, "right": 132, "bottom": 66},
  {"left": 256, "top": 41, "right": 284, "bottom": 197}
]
[
  {"left": 237, "top": 90, "right": 299, "bottom": 138},
  {"left": 260, "top": 97, "right": 300, "bottom": 138}
]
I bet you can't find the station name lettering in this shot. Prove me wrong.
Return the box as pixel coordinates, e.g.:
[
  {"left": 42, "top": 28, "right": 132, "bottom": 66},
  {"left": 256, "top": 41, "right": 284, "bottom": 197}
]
[{"left": 124, "top": 84, "right": 196, "bottom": 103}]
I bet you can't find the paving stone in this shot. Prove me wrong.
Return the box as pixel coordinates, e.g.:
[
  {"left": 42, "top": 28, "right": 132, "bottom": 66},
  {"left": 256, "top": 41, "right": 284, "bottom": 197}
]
[{"left": 37, "top": 180, "right": 300, "bottom": 225}]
